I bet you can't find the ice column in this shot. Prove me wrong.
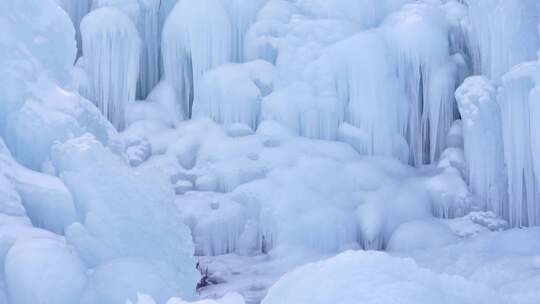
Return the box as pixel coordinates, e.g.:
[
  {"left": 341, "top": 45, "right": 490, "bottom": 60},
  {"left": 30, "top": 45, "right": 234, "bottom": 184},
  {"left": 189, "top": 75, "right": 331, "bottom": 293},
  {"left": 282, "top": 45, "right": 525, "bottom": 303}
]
[
  {"left": 162, "top": 0, "right": 232, "bottom": 119},
  {"left": 497, "top": 62, "right": 540, "bottom": 227},
  {"left": 81, "top": 7, "right": 141, "bottom": 130},
  {"left": 455, "top": 76, "right": 507, "bottom": 218},
  {"left": 464, "top": 0, "right": 539, "bottom": 80}
]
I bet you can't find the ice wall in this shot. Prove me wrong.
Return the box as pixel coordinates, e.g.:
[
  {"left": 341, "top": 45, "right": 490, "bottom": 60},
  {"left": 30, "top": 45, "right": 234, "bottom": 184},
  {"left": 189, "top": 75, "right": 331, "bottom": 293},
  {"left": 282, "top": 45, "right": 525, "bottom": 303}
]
[
  {"left": 81, "top": 7, "right": 141, "bottom": 130},
  {"left": 456, "top": 76, "right": 507, "bottom": 218},
  {"left": 162, "top": 0, "right": 232, "bottom": 119}
]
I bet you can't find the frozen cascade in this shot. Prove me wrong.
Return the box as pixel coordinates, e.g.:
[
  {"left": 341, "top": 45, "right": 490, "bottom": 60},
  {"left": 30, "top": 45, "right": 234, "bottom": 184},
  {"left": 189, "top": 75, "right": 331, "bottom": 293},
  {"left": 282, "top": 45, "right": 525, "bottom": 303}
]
[
  {"left": 92, "top": 0, "right": 161, "bottom": 99},
  {"left": 325, "top": 31, "right": 408, "bottom": 160},
  {"left": 55, "top": 0, "right": 92, "bottom": 59},
  {"left": 497, "top": 62, "right": 540, "bottom": 227},
  {"left": 455, "top": 76, "right": 507, "bottom": 219},
  {"left": 136, "top": 0, "right": 161, "bottom": 99},
  {"left": 220, "top": 0, "right": 268, "bottom": 62},
  {"left": 192, "top": 60, "right": 277, "bottom": 130},
  {"left": 464, "top": 0, "right": 539, "bottom": 81},
  {"left": 81, "top": 7, "right": 141, "bottom": 130},
  {"left": 383, "top": 2, "right": 460, "bottom": 165},
  {"left": 162, "top": 0, "right": 232, "bottom": 119}
]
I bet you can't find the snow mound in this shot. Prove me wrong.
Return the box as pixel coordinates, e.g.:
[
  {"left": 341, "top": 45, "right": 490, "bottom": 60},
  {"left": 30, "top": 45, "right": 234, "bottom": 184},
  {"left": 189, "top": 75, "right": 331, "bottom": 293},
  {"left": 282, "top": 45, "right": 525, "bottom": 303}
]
[{"left": 262, "top": 250, "right": 503, "bottom": 304}]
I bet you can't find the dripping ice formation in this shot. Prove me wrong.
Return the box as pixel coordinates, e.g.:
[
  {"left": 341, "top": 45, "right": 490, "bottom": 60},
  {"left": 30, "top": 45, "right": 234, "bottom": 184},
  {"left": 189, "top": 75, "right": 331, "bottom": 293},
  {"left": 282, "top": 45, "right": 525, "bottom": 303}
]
[
  {"left": 2, "top": 0, "right": 540, "bottom": 303},
  {"left": 162, "top": 0, "right": 232, "bottom": 119},
  {"left": 80, "top": 7, "right": 141, "bottom": 131}
]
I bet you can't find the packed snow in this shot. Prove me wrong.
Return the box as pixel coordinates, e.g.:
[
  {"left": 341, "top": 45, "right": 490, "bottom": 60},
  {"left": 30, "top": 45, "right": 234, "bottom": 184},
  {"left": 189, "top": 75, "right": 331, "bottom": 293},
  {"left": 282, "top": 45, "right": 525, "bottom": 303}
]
[{"left": 1, "top": 0, "right": 540, "bottom": 303}]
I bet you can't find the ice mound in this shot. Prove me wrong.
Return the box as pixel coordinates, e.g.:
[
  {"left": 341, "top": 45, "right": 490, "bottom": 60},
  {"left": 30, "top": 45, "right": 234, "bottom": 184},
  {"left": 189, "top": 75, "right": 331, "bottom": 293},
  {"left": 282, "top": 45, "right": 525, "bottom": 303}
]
[
  {"left": 193, "top": 60, "right": 277, "bottom": 129},
  {"left": 400, "top": 227, "right": 540, "bottom": 304},
  {"left": 51, "top": 134, "right": 199, "bottom": 299},
  {"left": 262, "top": 250, "right": 502, "bottom": 304},
  {"left": 386, "top": 218, "right": 459, "bottom": 251},
  {"left": 127, "top": 292, "right": 245, "bottom": 304},
  {"left": 5, "top": 238, "right": 87, "bottom": 304}
]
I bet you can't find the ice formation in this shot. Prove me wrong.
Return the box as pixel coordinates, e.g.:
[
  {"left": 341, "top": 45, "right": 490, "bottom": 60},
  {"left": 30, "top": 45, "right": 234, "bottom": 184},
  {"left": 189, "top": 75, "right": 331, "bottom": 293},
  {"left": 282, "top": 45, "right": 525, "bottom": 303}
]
[
  {"left": 456, "top": 76, "right": 507, "bottom": 217},
  {"left": 382, "top": 2, "right": 458, "bottom": 165},
  {"left": 81, "top": 7, "right": 141, "bottom": 130},
  {"left": 497, "top": 62, "right": 540, "bottom": 227},
  {"left": 3, "top": 0, "right": 540, "bottom": 303},
  {"left": 192, "top": 60, "right": 277, "bottom": 129},
  {"left": 162, "top": 0, "right": 232, "bottom": 119},
  {"left": 55, "top": 0, "right": 92, "bottom": 58},
  {"left": 464, "top": 0, "right": 539, "bottom": 80},
  {"left": 262, "top": 250, "right": 502, "bottom": 304}
]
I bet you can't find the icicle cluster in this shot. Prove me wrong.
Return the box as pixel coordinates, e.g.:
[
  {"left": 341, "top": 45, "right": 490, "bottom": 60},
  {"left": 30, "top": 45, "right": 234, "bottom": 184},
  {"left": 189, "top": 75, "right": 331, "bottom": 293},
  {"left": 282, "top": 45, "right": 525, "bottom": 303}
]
[
  {"left": 497, "top": 63, "right": 540, "bottom": 227},
  {"left": 383, "top": 2, "right": 460, "bottom": 165},
  {"left": 81, "top": 7, "right": 141, "bottom": 130},
  {"left": 162, "top": 0, "right": 232, "bottom": 119},
  {"left": 455, "top": 76, "right": 507, "bottom": 217},
  {"left": 464, "top": 0, "right": 539, "bottom": 81}
]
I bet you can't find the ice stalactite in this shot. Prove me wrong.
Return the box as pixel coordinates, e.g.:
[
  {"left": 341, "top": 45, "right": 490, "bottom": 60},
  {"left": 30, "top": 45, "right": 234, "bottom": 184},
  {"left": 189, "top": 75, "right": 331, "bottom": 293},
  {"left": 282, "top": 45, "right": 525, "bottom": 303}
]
[
  {"left": 220, "top": 0, "right": 268, "bottom": 62},
  {"left": 162, "top": 0, "right": 232, "bottom": 119},
  {"left": 92, "top": 0, "right": 161, "bottom": 99},
  {"left": 464, "top": 0, "right": 540, "bottom": 81},
  {"left": 328, "top": 31, "right": 408, "bottom": 160},
  {"left": 497, "top": 62, "right": 540, "bottom": 227},
  {"left": 55, "top": 0, "right": 92, "bottom": 59},
  {"left": 192, "top": 60, "right": 277, "bottom": 130},
  {"left": 383, "top": 2, "right": 459, "bottom": 165},
  {"left": 81, "top": 7, "right": 141, "bottom": 130},
  {"left": 456, "top": 76, "right": 507, "bottom": 220},
  {"left": 136, "top": 0, "right": 160, "bottom": 99}
]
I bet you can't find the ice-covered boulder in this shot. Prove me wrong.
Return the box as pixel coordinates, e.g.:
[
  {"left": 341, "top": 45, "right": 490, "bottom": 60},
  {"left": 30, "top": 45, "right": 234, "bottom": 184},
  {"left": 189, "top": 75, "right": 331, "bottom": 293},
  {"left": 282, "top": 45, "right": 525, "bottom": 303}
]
[
  {"left": 5, "top": 238, "right": 87, "bottom": 304},
  {"left": 81, "top": 7, "right": 141, "bottom": 130},
  {"left": 262, "top": 250, "right": 502, "bottom": 304}
]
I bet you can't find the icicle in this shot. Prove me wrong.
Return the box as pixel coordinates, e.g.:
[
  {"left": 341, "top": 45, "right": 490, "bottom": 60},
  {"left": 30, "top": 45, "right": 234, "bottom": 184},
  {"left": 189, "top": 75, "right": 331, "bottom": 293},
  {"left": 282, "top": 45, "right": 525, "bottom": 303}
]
[
  {"left": 455, "top": 76, "right": 507, "bottom": 218},
  {"left": 497, "top": 62, "right": 540, "bottom": 227},
  {"left": 383, "top": 2, "right": 457, "bottom": 165},
  {"left": 192, "top": 60, "right": 276, "bottom": 129},
  {"left": 330, "top": 31, "right": 408, "bottom": 160},
  {"left": 93, "top": 0, "right": 161, "bottom": 99},
  {"left": 220, "top": 0, "right": 268, "bottom": 62},
  {"left": 464, "top": 0, "right": 539, "bottom": 81},
  {"left": 161, "top": 0, "right": 232, "bottom": 119},
  {"left": 81, "top": 7, "right": 141, "bottom": 130}
]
